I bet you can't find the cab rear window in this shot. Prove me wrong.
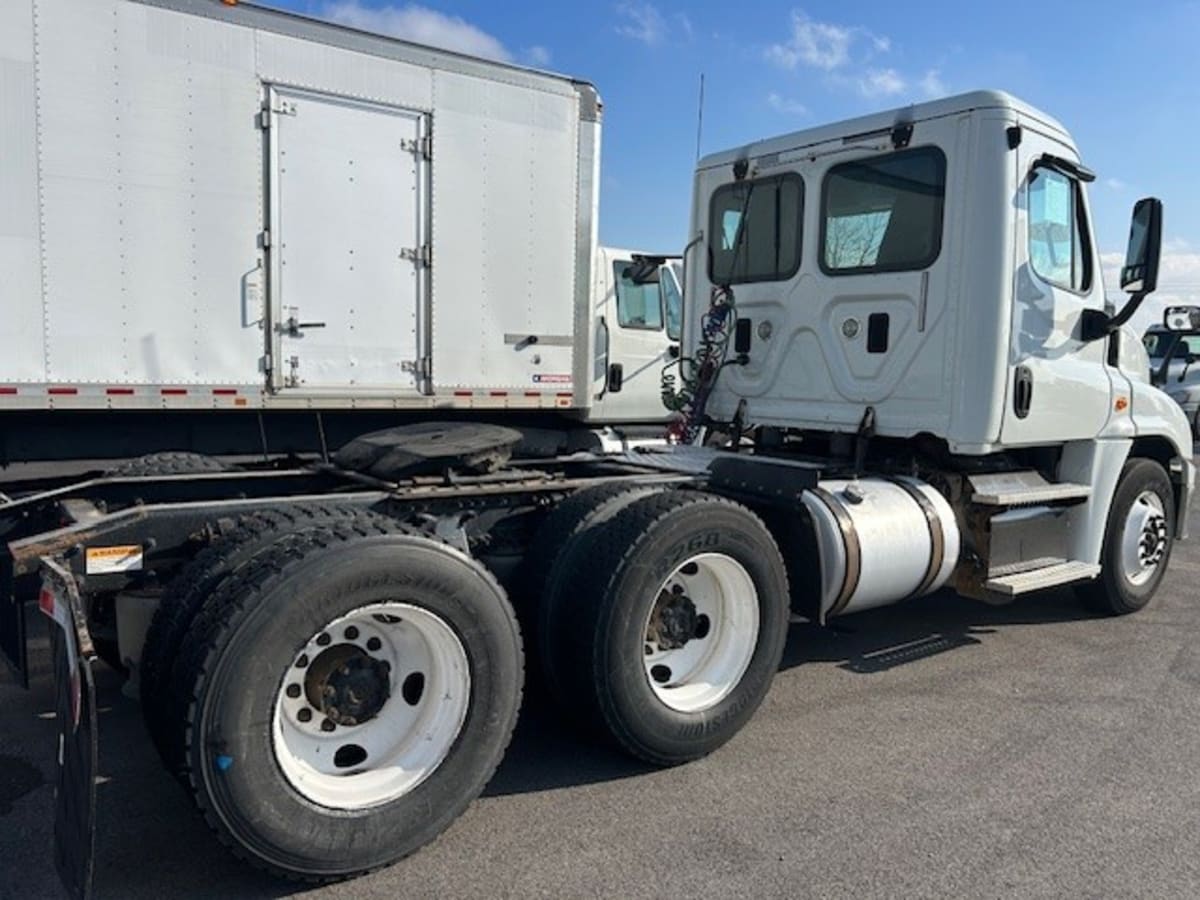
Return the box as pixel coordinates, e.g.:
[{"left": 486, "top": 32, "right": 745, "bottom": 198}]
[
  {"left": 708, "top": 174, "right": 804, "bottom": 284},
  {"left": 821, "top": 147, "right": 946, "bottom": 274}
]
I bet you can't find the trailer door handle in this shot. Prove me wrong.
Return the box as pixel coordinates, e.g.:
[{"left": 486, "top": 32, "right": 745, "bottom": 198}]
[{"left": 281, "top": 316, "right": 327, "bottom": 337}]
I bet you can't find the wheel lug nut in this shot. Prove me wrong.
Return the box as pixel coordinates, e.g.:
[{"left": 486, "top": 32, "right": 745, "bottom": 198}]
[
  {"left": 295, "top": 654, "right": 308, "bottom": 669},
  {"left": 286, "top": 683, "right": 301, "bottom": 699},
  {"left": 316, "top": 632, "right": 331, "bottom": 647},
  {"left": 367, "top": 637, "right": 382, "bottom": 652},
  {"left": 345, "top": 626, "right": 359, "bottom": 640},
  {"left": 297, "top": 708, "right": 312, "bottom": 723},
  {"left": 321, "top": 718, "right": 336, "bottom": 732}
]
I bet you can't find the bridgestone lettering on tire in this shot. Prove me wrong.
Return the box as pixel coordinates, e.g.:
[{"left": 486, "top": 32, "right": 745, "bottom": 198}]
[
  {"left": 175, "top": 525, "right": 523, "bottom": 881},
  {"left": 541, "top": 490, "right": 789, "bottom": 766},
  {"left": 1079, "top": 457, "right": 1175, "bottom": 616}
]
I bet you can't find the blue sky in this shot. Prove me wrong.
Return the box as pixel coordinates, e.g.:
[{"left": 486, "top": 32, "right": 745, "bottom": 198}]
[{"left": 274, "top": 0, "right": 1200, "bottom": 310}]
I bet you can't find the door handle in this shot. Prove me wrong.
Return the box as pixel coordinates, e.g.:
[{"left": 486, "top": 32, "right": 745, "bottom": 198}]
[{"left": 280, "top": 316, "right": 327, "bottom": 338}]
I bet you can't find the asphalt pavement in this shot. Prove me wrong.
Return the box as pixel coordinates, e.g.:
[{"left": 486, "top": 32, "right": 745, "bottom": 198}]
[{"left": 3, "top": 506, "right": 1200, "bottom": 899}]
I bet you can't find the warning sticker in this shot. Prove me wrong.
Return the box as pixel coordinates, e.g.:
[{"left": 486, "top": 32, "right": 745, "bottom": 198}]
[
  {"left": 532, "top": 374, "right": 572, "bottom": 384},
  {"left": 85, "top": 545, "right": 144, "bottom": 575}
]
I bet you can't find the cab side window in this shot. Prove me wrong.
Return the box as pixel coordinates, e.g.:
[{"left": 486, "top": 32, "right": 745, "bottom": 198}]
[
  {"left": 1028, "top": 166, "right": 1092, "bottom": 293},
  {"left": 614, "top": 261, "right": 664, "bottom": 330}
]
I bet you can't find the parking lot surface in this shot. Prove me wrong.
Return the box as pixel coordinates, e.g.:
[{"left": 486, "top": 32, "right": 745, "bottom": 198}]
[{"left": 3, "top": 505, "right": 1200, "bottom": 899}]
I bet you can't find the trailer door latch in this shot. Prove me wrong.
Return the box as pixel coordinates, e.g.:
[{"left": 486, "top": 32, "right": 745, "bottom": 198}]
[{"left": 400, "top": 245, "right": 432, "bottom": 267}]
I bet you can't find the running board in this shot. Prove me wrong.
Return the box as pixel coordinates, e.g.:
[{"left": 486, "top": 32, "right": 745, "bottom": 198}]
[
  {"left": 969, "top": 471, "right": 1092, "bottom": 506},
  {"left": 985, "top": 560, "right": 1101, "bottom": 596}
]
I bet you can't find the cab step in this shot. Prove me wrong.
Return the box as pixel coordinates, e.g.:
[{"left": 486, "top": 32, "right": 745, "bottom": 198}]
[
  {"left": 984, "top": 559, "right": 1100, "bottom": 596},
  {"left": 969, "top": 471, "right": 1091, "bottom": 506}
]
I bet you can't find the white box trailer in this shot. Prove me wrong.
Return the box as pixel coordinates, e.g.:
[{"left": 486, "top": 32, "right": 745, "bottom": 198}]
[{"left": 0, "top": 0, "right": 678, "bottom": 462}]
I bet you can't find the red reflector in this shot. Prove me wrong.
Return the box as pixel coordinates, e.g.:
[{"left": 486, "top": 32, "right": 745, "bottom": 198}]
[
  {"left": 38, "top": 588, "right": 55, "bottom": 617},
  {"left": 489, "top": 391, "right": 507, "bottom": 397},
  {"left": 106, "top": 388, "right": 134, "bottom": 396},
  {"left": 161, "top": 388, "right": 187, "bottom": 396},
  {"left": 0, "top": 387, "right": 16, "bottom": 395},
  {"left": 212, "top": 388, "right": 238, "bottom": 396},
  {"left": 556, "top": 392, "right": 573, "bottom": 398},
  {"left": 48, "top": 387, "right": 78, "bottom": 395},
  {"left": 453, "top": 390, "right": 473, "bottom": 397},
  {"left": 524, "top": 391, "right": 540, "bottom": 397}
]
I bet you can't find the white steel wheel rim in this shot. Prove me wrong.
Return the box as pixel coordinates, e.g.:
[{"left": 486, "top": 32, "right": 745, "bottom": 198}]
[
  {"left": 641, "top": 552, "right": 760, "bottom": 713},
  {"left": 272, "top": 602, "right": 470, "bottom": 810},
  {"left": 1120, "top": 490, "right": 1169, "bottom": 587}
]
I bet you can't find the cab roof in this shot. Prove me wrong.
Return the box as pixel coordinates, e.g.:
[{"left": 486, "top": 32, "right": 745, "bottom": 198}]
[{"left": 697, "top": 90, "right": 1072, "bottom": 172}]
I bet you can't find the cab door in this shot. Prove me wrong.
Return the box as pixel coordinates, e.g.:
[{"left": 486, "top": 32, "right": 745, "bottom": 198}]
[
  {"left": 588, "top": 248, "right": 679, "bottom": 423},
  {"left": 999, "top": 125, "right": 1112, "bottom": 444}
]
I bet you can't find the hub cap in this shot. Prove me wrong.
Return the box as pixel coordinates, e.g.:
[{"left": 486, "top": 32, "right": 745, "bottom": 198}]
[
  {"left": 641, "top": 553, "right": 759, "bottom": 713},
  {"left": 1120, "top": 490, "right": 1169, "bottom": 587},
  {"left": 273, "top": 602, "right": 470, "bottom": 810}
]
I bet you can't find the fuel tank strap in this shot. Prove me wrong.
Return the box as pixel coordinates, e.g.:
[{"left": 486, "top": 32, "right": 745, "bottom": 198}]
[
  {"left": 887, "top": 477, "right": 944, "bottom": 598},
  {"left": 810, "top": 487, "right": 861, "bottom": 618}
]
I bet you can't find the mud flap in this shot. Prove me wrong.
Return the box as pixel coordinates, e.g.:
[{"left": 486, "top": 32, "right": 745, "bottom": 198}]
[{"left": 40, "top": 558, "right": 97, "bottom": 900}]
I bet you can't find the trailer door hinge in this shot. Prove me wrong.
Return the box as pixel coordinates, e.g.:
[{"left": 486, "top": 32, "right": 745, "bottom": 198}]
[
  {"left": 259, "top": 229, "right": 271, "bottom": 249},
  {"left": 400, "top": 244, "right": 432, "bottom": 267},
  {"left": 401, "top": 134, "right": 432, "bottom": 160}
]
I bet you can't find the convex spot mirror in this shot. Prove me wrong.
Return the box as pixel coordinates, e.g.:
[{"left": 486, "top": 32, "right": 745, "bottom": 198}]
[
  {"left": 1121, "top": 197, "right": 1163, "bottom": 294},
  {"left": 1164, "top": 305, "right": 1200, "bottom": 332}
]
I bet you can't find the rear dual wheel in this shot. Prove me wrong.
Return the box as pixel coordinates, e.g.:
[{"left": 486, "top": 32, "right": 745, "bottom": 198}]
[
  {"left": 539, "top": 490, "right": 790, "bottom": 765},
  {"left": 173, "top": 523, "right": 522, "bottom": 881}
]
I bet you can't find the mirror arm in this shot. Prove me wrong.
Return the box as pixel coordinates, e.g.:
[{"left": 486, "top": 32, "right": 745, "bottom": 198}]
[{"left": 1081, "top": 291, "right": 1148, "bottom": 343}]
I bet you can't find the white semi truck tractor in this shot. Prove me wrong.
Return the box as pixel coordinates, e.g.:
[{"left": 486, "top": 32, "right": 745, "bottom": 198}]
[{"left": 0, "top": 4, "right": 1192, "bottom": 897}]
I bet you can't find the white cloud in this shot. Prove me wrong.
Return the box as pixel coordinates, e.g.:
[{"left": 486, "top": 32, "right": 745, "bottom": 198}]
[
  {"left": 525, "top": 44, "right": 552, "bottom": 67},
  {"left": 918, "top": 69, "right": 946, "bottom": 98},
  {"left": 858, "top": 68, "right": 906, "bottom": 97},
  {"left": 320, "top": 1, "right": 511, "bottom": 61},
  {"left": 616, "top": 2, "right": 667, "bottom": 45},
  {"left": 767, "top": 92, "right": 808, "bottom": 116},
  {"left": 766, "top": 11, "right": 856, "bottom": 70},
  {"left": 1105, "top": 177, "right": 1127, "bottom": 191}
]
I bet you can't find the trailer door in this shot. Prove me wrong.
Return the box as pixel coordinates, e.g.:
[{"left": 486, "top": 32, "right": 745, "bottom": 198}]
[{"left": 267, "top": 87, "right": 429, "bottom": 394}]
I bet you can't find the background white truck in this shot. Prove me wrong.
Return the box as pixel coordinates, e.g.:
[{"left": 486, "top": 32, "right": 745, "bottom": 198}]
[
  {"left": 0, "top": 4, "right": 1194, "bottom": 898},
  {"left": 1145, "top": 306, "right": 1200, "bottom": 437},
  {"left": 0, "top": 0, "right": 681, "bottom": 466}
]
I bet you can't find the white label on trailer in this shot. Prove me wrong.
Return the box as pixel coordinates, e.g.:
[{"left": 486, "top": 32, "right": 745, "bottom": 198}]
[{"left": 85, "top": 545, "right": 144, "bottom": 575}]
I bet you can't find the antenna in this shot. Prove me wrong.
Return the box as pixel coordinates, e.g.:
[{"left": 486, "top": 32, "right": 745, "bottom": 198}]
[{"left": 694, "top": 72, "right": 705, "bottom": 162}]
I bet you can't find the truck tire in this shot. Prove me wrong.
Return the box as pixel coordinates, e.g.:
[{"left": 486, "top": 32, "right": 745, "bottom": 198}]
[
  {"left": 175, "top": 523, "right": 523, "bottom": 881},
  {"left": 105, "top": 451, "right": 230, "bottom": 477},
  {"left": 542, "top": 490, "right": 789, "bottom": 765},
  {"left": 520, "top": 482, "right": 661, "bottom": 680},
  {"left": 1078, "top": 458, "right": 1175, "bottom": 615},
  {"left": 141, "top": 503, "right": 368, "bottom": 772}
]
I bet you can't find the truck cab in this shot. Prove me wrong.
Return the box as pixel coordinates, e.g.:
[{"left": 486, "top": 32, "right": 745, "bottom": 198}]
[
  {"left": 588, "top": 247, "right": 683, "bottom": 424},
  {"left": 675, "top": 89, "right": 1193, "bottom": 605},
  {"left": 1146, "top": 306, "right": 1200, "bottom": 438}
]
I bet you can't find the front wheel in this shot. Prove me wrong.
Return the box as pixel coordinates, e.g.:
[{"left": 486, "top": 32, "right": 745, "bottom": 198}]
[
  {"left": 1078, "top": 458, "right": 1175, "bottom": 615},
  {"left": 177, "top": 527, "right": 523, "bottom": 881}
]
